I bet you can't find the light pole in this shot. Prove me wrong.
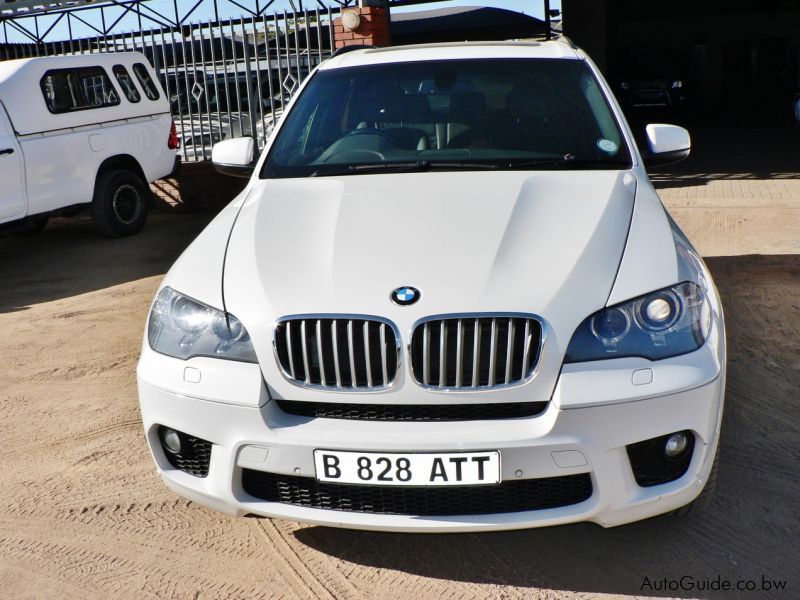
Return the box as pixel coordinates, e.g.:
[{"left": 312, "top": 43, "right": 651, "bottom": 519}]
[{"left": 544, "top": 0, "right": 552, "bottom": 40}]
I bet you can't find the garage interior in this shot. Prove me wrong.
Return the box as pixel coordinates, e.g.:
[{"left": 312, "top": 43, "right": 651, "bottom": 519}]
[
  {"left": 562, "top": 0, "right": 800, "bottom": 183},
  {"left": 564, "top": 0, "right": 800, "bottom": 125}
]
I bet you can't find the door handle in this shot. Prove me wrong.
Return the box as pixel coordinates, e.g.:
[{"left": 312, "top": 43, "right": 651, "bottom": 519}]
[{"left": 0, "top": 148, "right": 14, "bottom": 156}]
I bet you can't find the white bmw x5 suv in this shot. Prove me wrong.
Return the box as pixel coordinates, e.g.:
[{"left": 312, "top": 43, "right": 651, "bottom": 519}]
[{"left": 137, "top": 40, "right": 725, "bottom": 532}]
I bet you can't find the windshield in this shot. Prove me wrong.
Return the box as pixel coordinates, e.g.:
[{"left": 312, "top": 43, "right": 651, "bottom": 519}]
[{"left": 260, "top": 58, "right": 632, "bottom": 178}]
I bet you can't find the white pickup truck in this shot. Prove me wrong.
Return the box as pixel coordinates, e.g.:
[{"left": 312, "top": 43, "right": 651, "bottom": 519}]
[{"left": 0, "top": 52, "right": 178, "bottom": 237}]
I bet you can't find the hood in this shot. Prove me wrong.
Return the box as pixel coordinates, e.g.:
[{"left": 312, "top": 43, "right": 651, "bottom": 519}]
[{"left": 223, "top": 170, "right": 637, "bottom": 403}]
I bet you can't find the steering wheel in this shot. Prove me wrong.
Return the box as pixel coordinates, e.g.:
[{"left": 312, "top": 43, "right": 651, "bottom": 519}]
[
  {"left": 323, "top": 149, "right": 386, "bottom": 163},
  {"left": 346, "top": 128, "right": 391, "bottom": 137}
]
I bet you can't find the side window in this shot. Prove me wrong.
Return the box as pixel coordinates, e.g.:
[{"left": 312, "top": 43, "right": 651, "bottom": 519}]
[
  {"left": 80, "top": 70, "right": 119, "bottom": 107},
  {"left": 113, "top": 65, "right": 141, "bottom": 103},
  {"left": 132, "top": 63, "right": 160, "bottom": 101},
  {"left": 39, "top": 67, "right": 120, "bottom": 113},
  {"left": 40, "top": 73, "right": 63, "bottom": 112}
]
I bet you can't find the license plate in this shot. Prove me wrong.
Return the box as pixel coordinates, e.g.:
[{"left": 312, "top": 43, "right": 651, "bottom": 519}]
[{"left": 313, "top": 450, "right": 501, "bottom": 486}]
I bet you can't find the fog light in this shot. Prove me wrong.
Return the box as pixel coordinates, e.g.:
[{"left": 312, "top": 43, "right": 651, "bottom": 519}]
[
  {"left": 161, "top": 428, "right": 182, "bottom": 454},
  {"left": 664, "top": 432, "right": 690, "bottom": 459}
]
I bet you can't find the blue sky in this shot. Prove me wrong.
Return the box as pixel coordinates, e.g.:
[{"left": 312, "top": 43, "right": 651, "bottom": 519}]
[{"left": 2, "top": 1, "right": 561, "bottom": 43}]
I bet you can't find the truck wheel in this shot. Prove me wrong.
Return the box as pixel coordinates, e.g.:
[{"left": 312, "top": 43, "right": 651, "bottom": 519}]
[
  {"left": 24, "top": 216, "right": 49, "bottom": 234},
  {"left": 672, "top": 444, "right": 720, "bottom": 516},
  {"left": 91, "top": 170, "right": 149, "bottom": 237}
]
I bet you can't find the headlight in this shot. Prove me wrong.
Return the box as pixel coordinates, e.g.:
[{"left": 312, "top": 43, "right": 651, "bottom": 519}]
[
  {"left": 672, "top": 80, "right": 683, "bottom": 88},
  {"left": 148, "top": 287, "right": 257, "bottom": 362},
  {"left": 564, "top": 281, "right": 711, "bottom": 363}
]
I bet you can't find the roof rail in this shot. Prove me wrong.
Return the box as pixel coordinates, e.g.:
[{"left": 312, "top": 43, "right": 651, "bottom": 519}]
[
  {"left": 556, "top": 35, "right": 578, "bottom": 49},
  {"left": 332, "top": 44, "right": 376, "bottom": 57}
]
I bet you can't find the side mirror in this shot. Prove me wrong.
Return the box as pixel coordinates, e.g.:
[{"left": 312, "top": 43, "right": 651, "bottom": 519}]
[
  {"left": 212, "top": 137, "right": 255, "bottom": 178},
  {"left": 643, "top": 124, "right": 690, "bottom": 168}
]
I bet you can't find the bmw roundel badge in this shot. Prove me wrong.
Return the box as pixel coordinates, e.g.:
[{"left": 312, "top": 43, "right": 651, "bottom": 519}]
[{"left": 391, "top": 286, "right": 420, "bottom": 306}]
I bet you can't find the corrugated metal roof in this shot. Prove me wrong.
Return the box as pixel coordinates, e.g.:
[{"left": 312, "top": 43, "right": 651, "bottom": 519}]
[{"left": 390, "top": 5, "right": 547, "bottom": 44}]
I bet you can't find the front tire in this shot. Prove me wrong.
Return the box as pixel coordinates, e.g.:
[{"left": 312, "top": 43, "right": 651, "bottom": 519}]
[
  {"left": 25, "top": 216, "right": 49, "bottom": 234},
  {"left": 91, "top": 170, "right": 149, "bottom": 237}
]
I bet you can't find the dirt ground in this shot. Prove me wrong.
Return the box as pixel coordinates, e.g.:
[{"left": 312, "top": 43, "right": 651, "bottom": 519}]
[{"left": 1, "top": 154, "right": 799, "bottom": 598}]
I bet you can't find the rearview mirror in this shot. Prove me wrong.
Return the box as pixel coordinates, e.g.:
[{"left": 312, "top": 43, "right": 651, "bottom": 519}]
[
  {"left": 212, "top": 137, "right": 255, "bottom": 178},
  {"left": 643, "top": 124, "right": 690, "bottom": 168}
]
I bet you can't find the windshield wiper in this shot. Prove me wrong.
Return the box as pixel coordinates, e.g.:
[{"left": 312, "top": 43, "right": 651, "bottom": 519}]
[
  {"left": 505, "top": 157, "right": 631, "bottom": 170},
  {"left": 307, "top": 157, "right": 628, "bottom": 177},
  {"left": 348, "top": 160, "right": 501, "bottom": 173},
  {"left": 425, "top": 161, "right": 501, "bottom": 170},
  {"left": 307, "top": 161, "right": 427, "bottom": 177},
  {"left": 347, "top": 160, "right": 431, "bottom": 173},
  {"left": 309, "top": 160, "right": 502, "bottom": 176}
]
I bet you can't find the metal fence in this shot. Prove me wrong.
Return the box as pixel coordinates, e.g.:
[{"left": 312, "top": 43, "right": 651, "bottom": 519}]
[{"left": 0, "top": 7, "right": 337, "bottom": 162}]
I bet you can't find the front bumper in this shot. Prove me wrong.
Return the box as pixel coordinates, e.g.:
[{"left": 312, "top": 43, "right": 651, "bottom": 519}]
[{"left": 137, "top": 344, "right": 725, "bottom": 533}]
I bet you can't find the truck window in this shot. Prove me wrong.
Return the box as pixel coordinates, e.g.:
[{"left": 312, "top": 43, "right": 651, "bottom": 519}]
[
  {"left": 113, "top": 65, "right": 141, "bottom": 103},
  {"left": 40, "top": 67, "right": 120, "bottom": 113},
  {"left": 132, "top": 63, "right": 160, "bottom": 101}
]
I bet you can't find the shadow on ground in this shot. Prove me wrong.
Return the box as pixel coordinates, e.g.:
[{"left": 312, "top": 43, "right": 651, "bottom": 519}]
[
  {"left": 294, "top": 255, "right": 800, "bottom": 599},
  {"left": 0, "top": 213, "right": 212, "bottom": 313}
]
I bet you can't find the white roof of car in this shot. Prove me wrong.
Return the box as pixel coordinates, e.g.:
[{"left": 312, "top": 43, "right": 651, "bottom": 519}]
[
  {"left": 0, "top": 51, "right": 146, "bottom": 87},
  {"left": 0, "top": 52, "right": 168, "bottom": 135},
  {"left": 320, "top": 40, "right": 582, "bottom": 70}
]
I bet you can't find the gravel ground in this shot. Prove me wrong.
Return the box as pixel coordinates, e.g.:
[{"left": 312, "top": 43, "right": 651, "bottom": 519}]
[{"left": 0, "top": 195, "right": 797, "bottom": 598}]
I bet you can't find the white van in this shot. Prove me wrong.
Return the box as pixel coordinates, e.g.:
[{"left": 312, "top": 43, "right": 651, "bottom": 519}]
[{"left": 0, "top": 52, "right": 178, "bottom": 237}]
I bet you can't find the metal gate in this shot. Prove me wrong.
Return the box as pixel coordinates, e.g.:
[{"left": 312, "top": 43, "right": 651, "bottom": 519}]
[{"left": 0, "top": 6, "right": 337, "bottom": 162}]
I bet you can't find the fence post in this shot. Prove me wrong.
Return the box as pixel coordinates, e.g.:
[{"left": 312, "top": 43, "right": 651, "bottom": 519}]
[{"left": 334, "top": 0, "right": 390, "bottom": 49}]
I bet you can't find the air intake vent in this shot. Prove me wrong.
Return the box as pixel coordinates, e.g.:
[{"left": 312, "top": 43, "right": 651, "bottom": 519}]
[
  {"left": 410, "top": 315, "right": 542, "bottom": 390},
  {"left": 276, "top": 399, "right": 548, "bottom": 421},
  {"left": 274, "top": 317, "right": 399, "bottom": 390},
  {"left": 242, "top": 471, "right": 592, "bottom": 516}
]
